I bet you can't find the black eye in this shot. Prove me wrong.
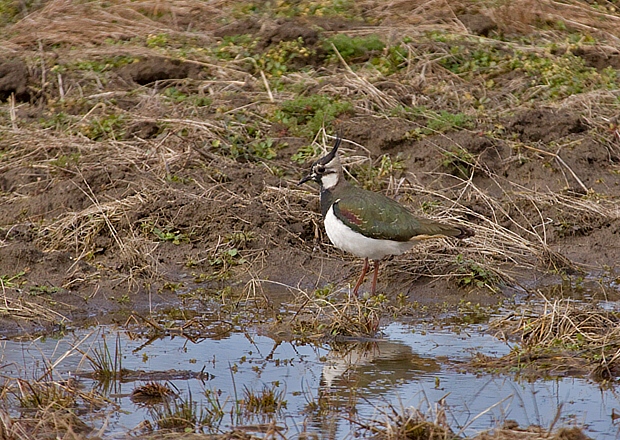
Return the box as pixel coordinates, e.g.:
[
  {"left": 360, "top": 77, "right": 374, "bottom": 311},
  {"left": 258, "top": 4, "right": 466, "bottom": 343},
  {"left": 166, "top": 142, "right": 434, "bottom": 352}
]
[{"left": 316, "top": 165, "right": 325, "bottom": 173}]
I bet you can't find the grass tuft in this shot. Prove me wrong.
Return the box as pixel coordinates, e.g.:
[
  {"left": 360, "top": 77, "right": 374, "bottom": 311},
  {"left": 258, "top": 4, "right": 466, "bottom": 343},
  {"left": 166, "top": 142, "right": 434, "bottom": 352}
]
[{"left": 477, "top": 294, "right": 620, "bottom": 380}]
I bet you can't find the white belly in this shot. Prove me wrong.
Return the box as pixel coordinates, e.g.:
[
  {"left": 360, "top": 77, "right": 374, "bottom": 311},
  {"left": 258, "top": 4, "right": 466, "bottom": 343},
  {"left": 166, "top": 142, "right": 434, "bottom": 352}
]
[{"left": 324, "top": 206, "right": 417, "bottom": 260}]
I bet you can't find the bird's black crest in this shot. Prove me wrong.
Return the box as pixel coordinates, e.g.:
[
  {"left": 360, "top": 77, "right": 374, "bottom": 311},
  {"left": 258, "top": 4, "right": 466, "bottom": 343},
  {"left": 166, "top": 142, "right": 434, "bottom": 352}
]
[{"left": 317, "top": 136, "right": 341, "bottom": 165}]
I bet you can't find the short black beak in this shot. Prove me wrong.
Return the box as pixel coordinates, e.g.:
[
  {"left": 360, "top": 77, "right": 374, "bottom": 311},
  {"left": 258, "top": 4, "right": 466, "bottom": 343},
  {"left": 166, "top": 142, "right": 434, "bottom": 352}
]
[{"left": 298, "top": 174, "right": 313, "bottom": 185}]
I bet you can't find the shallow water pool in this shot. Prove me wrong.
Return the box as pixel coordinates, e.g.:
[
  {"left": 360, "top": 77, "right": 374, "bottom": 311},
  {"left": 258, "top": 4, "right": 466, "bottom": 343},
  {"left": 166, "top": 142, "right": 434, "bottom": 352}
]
[{"left": 1, "top": 321, "right": 618, "bottom": 438}]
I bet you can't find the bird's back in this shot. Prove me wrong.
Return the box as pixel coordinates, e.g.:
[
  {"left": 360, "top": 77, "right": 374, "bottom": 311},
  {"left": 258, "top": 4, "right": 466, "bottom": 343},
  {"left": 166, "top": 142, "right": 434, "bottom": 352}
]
[{"left": 331, "top": 184, "right": 471, "bottom": 242}]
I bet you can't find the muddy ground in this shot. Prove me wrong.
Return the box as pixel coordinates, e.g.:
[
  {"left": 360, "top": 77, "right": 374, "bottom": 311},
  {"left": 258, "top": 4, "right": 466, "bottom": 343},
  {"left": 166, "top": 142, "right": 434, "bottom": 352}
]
[{"left": 1, "top": 0, "right": 620, "bottom": 337}]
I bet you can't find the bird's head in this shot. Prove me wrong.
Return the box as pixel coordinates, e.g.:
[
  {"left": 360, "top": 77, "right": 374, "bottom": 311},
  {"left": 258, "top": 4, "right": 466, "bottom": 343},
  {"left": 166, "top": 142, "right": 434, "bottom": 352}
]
[{"left": 298, "top": 137, "right": 342, "bottom": 189}]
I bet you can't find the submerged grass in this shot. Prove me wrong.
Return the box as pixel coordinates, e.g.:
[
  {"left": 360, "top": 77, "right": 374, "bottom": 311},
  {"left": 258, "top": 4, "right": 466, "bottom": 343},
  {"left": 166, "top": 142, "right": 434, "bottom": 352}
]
[
  {"left": 360, "top": 401, "right": 456, "bottom": 440},
  {"left": 289, "top": 286, "right": 386, "bottom": 339},
  {"left": 473, "top": 294, "right": 620, "bottom": 380}
]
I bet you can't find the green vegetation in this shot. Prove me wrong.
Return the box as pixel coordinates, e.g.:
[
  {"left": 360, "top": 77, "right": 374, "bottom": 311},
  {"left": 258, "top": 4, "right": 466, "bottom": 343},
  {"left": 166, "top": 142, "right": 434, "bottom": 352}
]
[
  {"left": 146, "top": 33, "right": 169, "bottom": 48},
  {"left": 211, "top": 133, "right": 280, "bottom": 161},
  {"left": 16, "top": 380, "right": 77, "bottom": 410},
  {"left": 209, "top": 248, "right": 245, "bottom": 269},
  {"left": 85, "top": 333, "right": 124, "bottom": 383},
  {"left": 81, "top": 113, "right": 127, "bottom": 140},
  {"left": 437, "top": 39, "right": 510, "bottom": 77},
  {"left": 38, "top": 111, "right": 73, "bottom": 131},
  {"left": 434, "top": 33, "right": 618, "bottom": 100},
  {"left": 353, "top": 153, "right": 405, "bottom": 191},
  {"left": 151, "top": 226, "right": 189, "bottom": 245},
  {"left": 202, "top": 389, "right": 226, "bottom": 428},
  {"left": 151, "top": 391, "right": 205, "bottom": 431},
  {"left": 232, "top": 0, "right": 356, "bottom": 18},
  {"left": 258, "top": 37, "right": 315, "bottom": 76},
  {"left": 395, "top": 106, "right": 474, "bottom": 138},
  {"left": 162, "top": 86, "right": 190, "bottom": 103},
  {"left": 0, "top": 271, "right": 26, "bottom": 288},
  {"left": 515, "top": 50, "right": 618, "bottom": 99},
  {"left": 426, "top": 110, "right": 473, "bottom": 132},
  {"left": 275, "top": 94, "right": 353, "bottom": 136},
  {"left": 454, "top": 255, "right": 501, "bottom": 292},
  {"left": 0, "top": 0, "right": 44, "bottom": 25},
  {"left": 3, "top": 1, "right": 620, "bottom": 438},
  {"left": 242, "top": 383, "right": 287, "bottom": 414},
  {"left": 214, "top": 34, "right": 256, "bottom": 61},
  {"left": 291, "top": 143, "right": 322, "bottom": 164},
  {"left": 204, "top": 230, "right": 257, "bottom": 277},
  {"left": 64, "top": 56, "right": 136, "bottom": 73},
  {"left": 226, "top": 231, "right": 256, "bottom": 248},
  {"left": 28, "top": 285, "right": 62, "bottom": 296},
  {"left": 441, "top": 146, "right": 476, "bottom": 179},
  {"left": 215, "top": 34, "right": 314, "bottom": 76},
  {"left": 49, "top": 153, "right": 81, "bottom": 168},
  {"left": 325, "top": 33, "right": 385, "bottom": 61}
]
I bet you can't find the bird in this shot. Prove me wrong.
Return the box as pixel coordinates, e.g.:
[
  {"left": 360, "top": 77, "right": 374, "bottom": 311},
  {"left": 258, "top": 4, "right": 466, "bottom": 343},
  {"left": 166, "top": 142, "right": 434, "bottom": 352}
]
[{"left": 299, "top": 136, "right": 474, "bottom": 297}]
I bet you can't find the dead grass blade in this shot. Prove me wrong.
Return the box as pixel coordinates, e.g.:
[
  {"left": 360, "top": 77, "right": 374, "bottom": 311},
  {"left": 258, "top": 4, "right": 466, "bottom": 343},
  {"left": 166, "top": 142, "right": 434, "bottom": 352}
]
[
  {"left": 0, "top": 284, "right": 68, "bottom": 324},
  {"left": 486, "top": 293, "right": 620, "bottom": 380},
  {"left": 8, "top": 0, "right": 226, "bottom": 48},
  {"left": 38, "top": 192, "right": 145, "bottom": 254}
]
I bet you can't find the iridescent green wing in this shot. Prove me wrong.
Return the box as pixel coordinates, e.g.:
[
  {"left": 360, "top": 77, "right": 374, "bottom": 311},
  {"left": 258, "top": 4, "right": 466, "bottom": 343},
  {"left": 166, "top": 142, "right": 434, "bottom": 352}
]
[{"left": 332, "top": 187, "right": 462, "bottom": 241}]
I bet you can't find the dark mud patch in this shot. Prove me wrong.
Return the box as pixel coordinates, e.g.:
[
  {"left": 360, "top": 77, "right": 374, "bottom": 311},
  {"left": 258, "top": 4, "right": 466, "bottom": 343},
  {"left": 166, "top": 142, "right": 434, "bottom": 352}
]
[
  {"left": 117, "top": 57, "right": 206, "bottom": 85},
  {"left": 507, "top": 108, "right": 587, "bottom": 143},
  {"left": 573, "top": 46, "right": 620, "bottom": 70},
  {"left": 0, "top": 58, "right": 30, "bottom": 101}
]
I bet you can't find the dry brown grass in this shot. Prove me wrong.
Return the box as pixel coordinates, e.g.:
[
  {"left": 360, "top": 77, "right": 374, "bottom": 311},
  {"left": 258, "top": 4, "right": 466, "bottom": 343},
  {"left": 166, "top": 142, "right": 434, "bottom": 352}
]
[
  {"left": 5, "top": 0, "right": 227, "bottom": 49},
  {"left": 477, "top": 294, "right": 620, "bottom": 380},
  {"left": 0, "top": 407, "right": 93, "bottom": 440},
  {"left": 0, "top": 375, "right": 109, "bottom": 440},
  {"left": 0, "top": 288, "right": 68, "bottom": 324},
  {"left": 358, "top": 0, "right": 620, "bottom": 41}
]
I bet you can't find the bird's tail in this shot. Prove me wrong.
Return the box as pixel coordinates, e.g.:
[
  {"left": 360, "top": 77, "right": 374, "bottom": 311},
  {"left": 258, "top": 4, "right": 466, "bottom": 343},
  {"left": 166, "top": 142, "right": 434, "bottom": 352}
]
[{"left": 454, "top": 225, "right": 475, "bottom": 239}]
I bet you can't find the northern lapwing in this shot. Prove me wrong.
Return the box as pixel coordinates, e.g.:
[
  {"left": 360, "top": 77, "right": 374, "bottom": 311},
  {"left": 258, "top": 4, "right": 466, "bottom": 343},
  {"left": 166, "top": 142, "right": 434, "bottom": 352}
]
[{"left": 299, "top": 136, "right": 474, "bottom": 296}]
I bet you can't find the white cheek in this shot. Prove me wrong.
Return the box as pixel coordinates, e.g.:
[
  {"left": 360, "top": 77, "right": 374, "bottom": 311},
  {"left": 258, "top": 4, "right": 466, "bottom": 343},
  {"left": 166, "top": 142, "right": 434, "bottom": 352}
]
[{"left": 321, "top": 173, "right": 338, "bottom": 189}]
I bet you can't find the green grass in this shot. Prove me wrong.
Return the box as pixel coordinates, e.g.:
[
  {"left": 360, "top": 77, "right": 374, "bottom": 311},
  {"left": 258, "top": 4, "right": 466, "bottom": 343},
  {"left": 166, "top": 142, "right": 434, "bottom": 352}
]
[
  {"left": 441, "top": 146, "right": 476, "bottom": 179},
  {"left": 16, "top": 380, "right": 77, "bottom": 410},
  {"left": 232, "top": 0, "right": 356, "bottom": 18},
  {"left": 274, "top": 94, "right": 353, "bottom": 136},
  {"left": 454, "top": 255, "right": 501, "bottom": 292},
  {"left": 151, "top": 391, "right": 204, "bottom": 432},
  {"left": 325, "top": 34, "right": 385, "bottom": 62},
  {"left": 352, "top": 153, "right": 405, "bottom": 191},
  {"left": 241, "top": 383, "right": 287, "bottom": 414},
  {"left": 0, "top": 271, "right": 26, "bottom": 288},
  {"left": 87, "top": 333, "right": 124, "bottom": 383}
]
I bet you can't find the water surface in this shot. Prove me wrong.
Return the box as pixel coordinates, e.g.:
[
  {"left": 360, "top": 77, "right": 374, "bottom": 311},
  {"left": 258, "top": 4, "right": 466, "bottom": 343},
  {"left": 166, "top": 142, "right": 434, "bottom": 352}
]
[{"left": 1, "top": 321, "right": 618, "bottom": 438}]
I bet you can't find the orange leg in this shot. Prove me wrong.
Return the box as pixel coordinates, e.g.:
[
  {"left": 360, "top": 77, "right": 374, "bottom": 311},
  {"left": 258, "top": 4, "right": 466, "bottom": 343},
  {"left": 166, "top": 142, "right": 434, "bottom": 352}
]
[
  {"left": 371, "top": 260, "right": 380, "bottom": 296},
  {"left": 352, "top": 258, "right": 369, "bottom": 297}
]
